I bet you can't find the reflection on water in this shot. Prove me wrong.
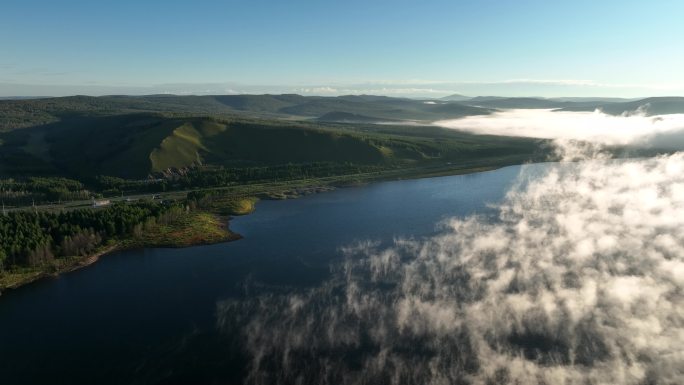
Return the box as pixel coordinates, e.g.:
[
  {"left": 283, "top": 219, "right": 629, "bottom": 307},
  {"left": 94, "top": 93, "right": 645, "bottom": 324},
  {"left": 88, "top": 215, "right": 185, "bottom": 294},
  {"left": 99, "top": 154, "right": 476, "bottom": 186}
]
[
  {"left": 0, "top": 165, "right": 524, "bottom": 384},
  {"left": 217, "top": 155, "right": 684, "bottom": 385}
]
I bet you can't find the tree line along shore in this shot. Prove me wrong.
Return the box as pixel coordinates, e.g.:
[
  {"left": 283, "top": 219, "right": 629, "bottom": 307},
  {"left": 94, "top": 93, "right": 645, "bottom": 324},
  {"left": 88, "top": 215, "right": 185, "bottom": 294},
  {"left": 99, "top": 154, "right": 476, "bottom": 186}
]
[{"left": 0, "top": 158, "right": 527, "bottom": 294}]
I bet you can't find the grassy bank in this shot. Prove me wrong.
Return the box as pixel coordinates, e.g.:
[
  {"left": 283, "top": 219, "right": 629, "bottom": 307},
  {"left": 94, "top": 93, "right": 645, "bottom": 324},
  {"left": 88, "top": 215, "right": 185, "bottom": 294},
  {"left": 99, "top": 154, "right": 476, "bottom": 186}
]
[
  {"left": 0, "top": 244, "right": 118, "bottom": 291},
  {"left": 125, "top": 211, "right": 241, "bottom": 248}
]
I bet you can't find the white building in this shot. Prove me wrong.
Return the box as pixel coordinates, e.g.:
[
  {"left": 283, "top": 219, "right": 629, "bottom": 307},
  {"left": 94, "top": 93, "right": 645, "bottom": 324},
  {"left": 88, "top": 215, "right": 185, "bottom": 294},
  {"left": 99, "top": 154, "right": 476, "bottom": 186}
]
[{"left": 92, "top": 199, "right": 111, "bottom": 208}]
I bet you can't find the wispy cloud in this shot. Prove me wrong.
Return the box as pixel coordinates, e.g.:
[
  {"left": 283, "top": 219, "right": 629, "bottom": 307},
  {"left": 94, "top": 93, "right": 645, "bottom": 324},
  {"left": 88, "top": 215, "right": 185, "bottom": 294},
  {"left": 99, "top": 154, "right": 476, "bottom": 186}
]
[
  {"left": 216, "top": 142, "right": 684, "bottom": 384},
  {"left": 500, "top": 78, "right": 598, "bottom": 86}
]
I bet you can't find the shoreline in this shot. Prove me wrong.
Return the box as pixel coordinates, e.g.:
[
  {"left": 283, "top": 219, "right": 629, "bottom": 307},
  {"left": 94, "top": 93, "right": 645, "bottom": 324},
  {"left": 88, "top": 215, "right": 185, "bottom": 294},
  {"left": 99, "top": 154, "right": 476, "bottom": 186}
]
[
  {"left": 0, "top": 244, "right": 121, "bottom": 294},
  {"left": 5, "top": 159, "right": 531, "bottom": 214},
  {"left": 0, "top": 162, "right": 519, "bottom": 295},
  {"left": 0, "top": 212, "right": 241, "bottom": 295}
]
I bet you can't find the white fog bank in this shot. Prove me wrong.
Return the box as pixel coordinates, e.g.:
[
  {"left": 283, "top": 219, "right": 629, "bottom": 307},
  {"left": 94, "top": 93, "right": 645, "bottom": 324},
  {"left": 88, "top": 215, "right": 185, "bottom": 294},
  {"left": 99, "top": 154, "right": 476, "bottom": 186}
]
[
  {"left": 217, "top": 142, "right": 684, "bottom": 385},
  {"left": 434, "top": 109, "right": 684, "bottom": 146}
]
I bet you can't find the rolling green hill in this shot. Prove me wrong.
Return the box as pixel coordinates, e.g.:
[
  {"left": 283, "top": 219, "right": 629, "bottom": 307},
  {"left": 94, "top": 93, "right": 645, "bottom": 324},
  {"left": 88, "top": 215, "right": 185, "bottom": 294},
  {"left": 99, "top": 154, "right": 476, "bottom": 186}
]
[
  {"left": 439, "top": 94, "right": 470, "bottom": 101},
  {"left": 0, "top": 115, "right": 383, "bottom": 178},
  {"left": 5, "top": 93, "right": 680, "bottom": 187},
  {"left": 0, "top": 112, "right": 545, "bottom": 180}
]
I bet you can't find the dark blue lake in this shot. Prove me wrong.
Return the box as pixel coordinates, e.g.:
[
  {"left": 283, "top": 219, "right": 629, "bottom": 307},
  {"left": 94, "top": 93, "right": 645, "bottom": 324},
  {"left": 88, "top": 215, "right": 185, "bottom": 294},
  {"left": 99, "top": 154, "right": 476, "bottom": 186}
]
[{"left": 0, "top": 165, "right": 529, "bottom": 384}]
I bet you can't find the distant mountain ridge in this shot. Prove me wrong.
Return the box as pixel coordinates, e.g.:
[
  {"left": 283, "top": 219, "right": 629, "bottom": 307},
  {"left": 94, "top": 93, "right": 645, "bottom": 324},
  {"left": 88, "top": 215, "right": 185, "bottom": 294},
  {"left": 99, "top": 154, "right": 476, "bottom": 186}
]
[
  {"left": 440, "top": 94, "right": 470, "bottom": 101},
  {"left": 555, "top": 97, "right": 684, "bottom": 116},
  {"left": 1, "top": 94, "right": 683, "bottom": 133},
  {"left": 0, "top": 94, "right": 493, "bottom": 131}
]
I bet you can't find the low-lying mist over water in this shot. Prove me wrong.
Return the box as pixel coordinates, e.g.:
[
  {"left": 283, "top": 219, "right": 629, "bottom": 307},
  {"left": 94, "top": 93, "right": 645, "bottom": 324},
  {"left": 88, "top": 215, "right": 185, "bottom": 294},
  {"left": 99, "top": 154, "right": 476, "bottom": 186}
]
[
  {"left": 434, "top": 108, "right": 684, "bottom": 146},
  {"left": 218, "top": 142, "right": 684, "bottom": 385}
]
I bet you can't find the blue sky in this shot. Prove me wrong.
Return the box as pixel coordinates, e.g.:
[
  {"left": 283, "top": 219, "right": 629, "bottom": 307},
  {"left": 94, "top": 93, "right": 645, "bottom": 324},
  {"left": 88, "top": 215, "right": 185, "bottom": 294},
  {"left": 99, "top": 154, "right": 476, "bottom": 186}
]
[{"left": 2, "top": 0, "right": 683, "bottom": 97}]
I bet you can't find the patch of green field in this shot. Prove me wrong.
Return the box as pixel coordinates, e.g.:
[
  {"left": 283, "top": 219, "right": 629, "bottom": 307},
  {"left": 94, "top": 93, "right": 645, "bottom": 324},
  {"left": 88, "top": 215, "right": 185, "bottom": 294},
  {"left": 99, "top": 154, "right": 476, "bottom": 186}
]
[
  {"left": 150, "top": 123, "right": 206, "bottom": 171},
  {"left": 209, "top": 196, "right": 258, "bottom": 216},
  {"left": 132, "top": 212, "right": 239, "bottom": 248}
]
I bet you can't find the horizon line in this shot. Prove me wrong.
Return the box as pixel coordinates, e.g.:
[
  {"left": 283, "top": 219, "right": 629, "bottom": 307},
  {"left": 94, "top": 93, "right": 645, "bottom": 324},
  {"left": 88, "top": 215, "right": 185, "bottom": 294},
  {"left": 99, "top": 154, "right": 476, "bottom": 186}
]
[{"left": 3, "top": 93, "right": 679, "bottom": 101}]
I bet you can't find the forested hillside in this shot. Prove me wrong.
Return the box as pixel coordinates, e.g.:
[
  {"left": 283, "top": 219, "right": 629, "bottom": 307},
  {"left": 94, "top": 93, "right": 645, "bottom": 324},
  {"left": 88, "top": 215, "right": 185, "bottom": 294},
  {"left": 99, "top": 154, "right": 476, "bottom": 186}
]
[{"left": 0, "top": 113, "right": 546, "bottom": 181}]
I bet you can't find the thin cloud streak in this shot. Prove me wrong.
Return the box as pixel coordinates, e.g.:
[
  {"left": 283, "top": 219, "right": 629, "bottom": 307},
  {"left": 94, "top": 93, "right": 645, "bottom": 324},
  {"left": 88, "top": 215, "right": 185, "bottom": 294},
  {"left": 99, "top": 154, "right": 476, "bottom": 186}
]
[{"left": 2, "top": 79, "right": 684, "bottom": 98}]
